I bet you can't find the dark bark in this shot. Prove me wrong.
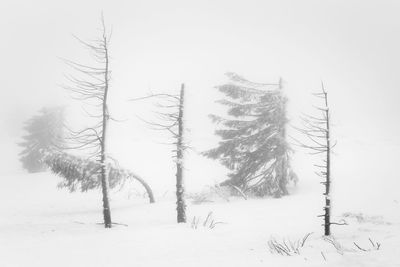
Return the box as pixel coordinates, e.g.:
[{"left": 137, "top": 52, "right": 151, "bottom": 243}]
[
  {"left": 294, "top": 83, "right": 332, "bottom": 236},
  {"left": 176, "top": 84, "right": 186, "bottom": 223},
  {"left": 323, "top": 89, "right": 331, "bottom": 236},
  {"left": 128, "top": 85, "right": 185, "bottom": 221}
]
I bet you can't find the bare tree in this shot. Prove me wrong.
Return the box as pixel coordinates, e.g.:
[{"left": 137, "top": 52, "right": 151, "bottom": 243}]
[
  {"left": 293, "top": 83, "right": 338, "bottom": 236},
  {"left": 130, "top": 83, "right": 188, "bottom": 223},
  {"left": 61, "top": 15, "right": 113, "bottom": 228}
]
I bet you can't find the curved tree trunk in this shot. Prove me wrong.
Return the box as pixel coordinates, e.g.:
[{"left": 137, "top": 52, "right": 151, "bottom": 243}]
[{"left": 129, "top": 173, "right": 155, "bottom": 203}]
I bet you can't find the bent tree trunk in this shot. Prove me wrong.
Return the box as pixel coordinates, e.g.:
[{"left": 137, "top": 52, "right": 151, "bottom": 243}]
[{"left": 129, "top": 173, "right": 155, "bottom": 203}]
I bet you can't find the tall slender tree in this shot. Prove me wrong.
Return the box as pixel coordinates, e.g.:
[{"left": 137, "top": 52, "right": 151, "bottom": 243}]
[
  {"left": 293, "top": 83, "right": 340, "bottom": 236},
  {"left": 175, "top": 84, "right": 186, "bottom": 223},
  {"left": 61, "top": 15, "right": 113, "bottom": 228},
  {"left": 130, "top": 83, "right": 187, "bottom": 223},
  {"left": 204, "top": 73, "right": 296, "bottom": 197}
]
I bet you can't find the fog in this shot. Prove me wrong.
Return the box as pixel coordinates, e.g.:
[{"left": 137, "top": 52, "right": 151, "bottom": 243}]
[{"left": 1, "top": 0, "right": 399, "bottom": 211}]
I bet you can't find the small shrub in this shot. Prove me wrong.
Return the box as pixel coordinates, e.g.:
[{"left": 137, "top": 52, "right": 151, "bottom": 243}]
[
  {"left": 323, "top": 235, "right": 345, "bottom": 255},
  {"left": 353, "top": 238, "right": 381, "bottom": 251},
  {"left": 267, "top": 232, "right": 312, "bottom": 256},
  {"left": 323, "top": 235, "right": 381, "bottom": 255},
  {"left": 190, "top": 212, "right": 224, "bottom": 229}
]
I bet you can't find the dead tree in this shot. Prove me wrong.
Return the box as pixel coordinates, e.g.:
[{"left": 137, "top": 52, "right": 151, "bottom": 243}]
[
  {"left": 61, "top": 15, "right": 113, "bottom": 228},
  {"left": 130, "top": 83, "right": 187, "bottom": 223},
  {"left": 293, "top": 83, "right": 337, "bottom": 236}
]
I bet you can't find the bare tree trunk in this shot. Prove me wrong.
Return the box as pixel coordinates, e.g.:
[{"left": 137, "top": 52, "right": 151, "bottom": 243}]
[
  {"left": 294, "top": 83, "right": 334, "bottom": 236},
  {"left": 323, "top": 88, "right": 331, "bottom": 236},
  {"left": 129, "top": 84, "right": 186, "bottom": 222},
  {"left": 61, "top": 15, "right": 115, "bottom": 228},
  {"left": 100, "top": 20, "right": 112, "bottom": 228},
  {"left": 176, "top": 83, "right": 186, "bottom": 223},
  {"left": 278, "top": 78, "right": 289, "bottom": 197}
]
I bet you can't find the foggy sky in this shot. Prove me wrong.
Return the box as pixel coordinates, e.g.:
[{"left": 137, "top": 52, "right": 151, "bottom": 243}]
[{"left": 1, "top": 0, "right": 399, "bottom": 211}]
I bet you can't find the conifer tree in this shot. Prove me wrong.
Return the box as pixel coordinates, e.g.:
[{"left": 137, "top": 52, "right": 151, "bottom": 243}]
[
  {"left": 42, "top": 150, "right": 155, "bottom": 203},
  {"left": 18, "top": 106, "right": 65, "bottom": 173},
  {"left": 204, "top": 73, "right": 296, "bottom": 197}
]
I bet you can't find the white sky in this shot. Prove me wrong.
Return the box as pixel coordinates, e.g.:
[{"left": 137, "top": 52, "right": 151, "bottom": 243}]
[{"left": 1, "top": 0, "right": 399, "bottom": 209}]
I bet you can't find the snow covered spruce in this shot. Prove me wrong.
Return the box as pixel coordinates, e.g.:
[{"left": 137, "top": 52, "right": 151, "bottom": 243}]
[
  {"left": 204, "top": 73, "right": 297, "bottom": 198},
  {"left": 41, "top": 149, "right": 154, "bottom": 204},
  {"left": 18, "top": 106, "right": 66, "bottom": 173}
]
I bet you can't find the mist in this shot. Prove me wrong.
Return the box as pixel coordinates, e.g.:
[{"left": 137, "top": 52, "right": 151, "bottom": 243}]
[
  {"left": 1, "top": 0, "right": 399, "bottom": 202},
  {"left": 1, "top": 0, "right": 400, "bottom": 266}
]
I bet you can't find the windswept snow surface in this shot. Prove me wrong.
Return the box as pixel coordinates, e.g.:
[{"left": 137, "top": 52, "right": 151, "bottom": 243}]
[{"left": 1, "top": 172, "right": 399, "bottom": 267}]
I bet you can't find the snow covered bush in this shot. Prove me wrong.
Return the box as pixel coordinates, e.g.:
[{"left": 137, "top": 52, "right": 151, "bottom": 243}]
[
  {"left": 353, "top": 238, "right": 381, "bottom": 251},
  {"left": 42, "top": 150, "right": 155, "bottom": 203}
]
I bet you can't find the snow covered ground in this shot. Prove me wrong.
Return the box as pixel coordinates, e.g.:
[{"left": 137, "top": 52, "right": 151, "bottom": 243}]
[{"left": 1, "top": 172, "right": 399, "bottom": 267}]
